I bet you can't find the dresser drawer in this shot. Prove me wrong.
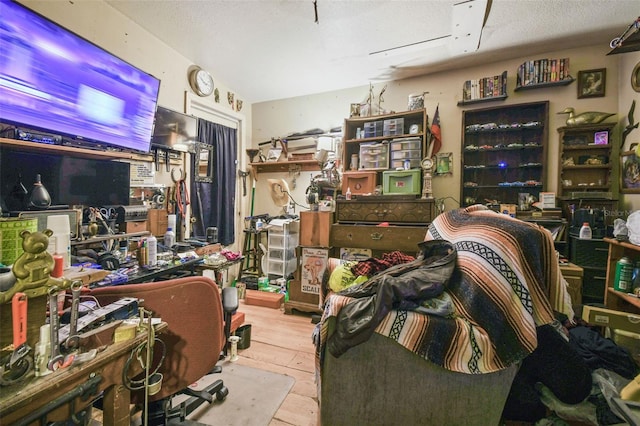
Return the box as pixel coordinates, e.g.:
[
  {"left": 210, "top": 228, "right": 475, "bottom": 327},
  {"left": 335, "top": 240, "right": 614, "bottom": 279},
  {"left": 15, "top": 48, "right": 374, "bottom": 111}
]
[
  {"left": 330, "top": 224, "right": 427, "bottom": 253},
  {"left": 335, "top": 198, "right": 435, "bottom": 225}
]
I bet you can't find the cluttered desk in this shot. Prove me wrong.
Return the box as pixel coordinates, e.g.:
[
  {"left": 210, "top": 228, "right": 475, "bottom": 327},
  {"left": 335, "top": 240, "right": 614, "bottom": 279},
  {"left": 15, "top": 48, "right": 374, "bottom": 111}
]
[{"left": 0, "top": 221, "right": 244, "bottom": 423}]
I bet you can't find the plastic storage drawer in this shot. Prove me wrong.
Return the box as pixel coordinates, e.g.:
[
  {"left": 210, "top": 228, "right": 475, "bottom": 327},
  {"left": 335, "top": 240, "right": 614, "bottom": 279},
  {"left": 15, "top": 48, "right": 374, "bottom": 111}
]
[
  {"left": 382, "top": 169, "right": 421, "bottom": 195},
  {"left": 359, "top": 142, "right": 389, "bottom": 171}
]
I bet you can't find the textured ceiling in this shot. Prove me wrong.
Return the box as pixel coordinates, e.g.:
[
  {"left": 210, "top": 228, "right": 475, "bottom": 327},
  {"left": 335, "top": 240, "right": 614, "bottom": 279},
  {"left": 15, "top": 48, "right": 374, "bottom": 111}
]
[{"left": 105, "top": 0, "right": 639, "bottom": 103}]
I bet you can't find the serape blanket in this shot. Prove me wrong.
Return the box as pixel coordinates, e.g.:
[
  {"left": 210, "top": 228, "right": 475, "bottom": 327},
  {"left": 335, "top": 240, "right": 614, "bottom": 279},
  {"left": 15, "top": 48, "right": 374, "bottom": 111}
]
[{"left": 317, "top": 205, "right": 573, "bottom": 375}]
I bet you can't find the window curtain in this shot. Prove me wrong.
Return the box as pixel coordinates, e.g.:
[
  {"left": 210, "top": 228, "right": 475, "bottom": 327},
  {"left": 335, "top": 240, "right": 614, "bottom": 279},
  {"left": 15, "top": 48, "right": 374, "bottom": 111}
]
[{"left": 192, "top": 119, "right": 237, "bottom": 245}]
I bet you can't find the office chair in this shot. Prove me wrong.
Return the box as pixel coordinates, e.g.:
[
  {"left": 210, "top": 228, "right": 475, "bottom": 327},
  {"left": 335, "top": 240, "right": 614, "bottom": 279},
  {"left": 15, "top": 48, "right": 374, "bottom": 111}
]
[{"left": 89, "top": 276, "right": 238, "bottom": 425}]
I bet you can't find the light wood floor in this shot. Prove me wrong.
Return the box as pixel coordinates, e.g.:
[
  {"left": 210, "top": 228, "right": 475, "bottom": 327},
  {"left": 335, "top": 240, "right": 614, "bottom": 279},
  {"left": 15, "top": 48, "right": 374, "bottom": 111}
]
[{"left": 234, "top": 301, "right": 319, "bottom": 426}]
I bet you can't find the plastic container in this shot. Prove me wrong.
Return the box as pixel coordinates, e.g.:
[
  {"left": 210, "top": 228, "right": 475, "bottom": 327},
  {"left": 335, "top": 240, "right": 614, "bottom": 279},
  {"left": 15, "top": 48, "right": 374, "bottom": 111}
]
[
  {"left": 47, "top": 214, "right": 71, "bottom": 268},
  {"left": 345, "top": 187, "right": 352, "bottom": 200},
  {"left": 579, "top": 222, "right": 592, "bottom": 240},
  {"left": 147, "top": 235, "right": 157, "bottom": 266},
  {"left": 167, "top": 214, "right": 177, "bottom": 231},
  {"left": 236, "top": 324, "right": 252, "bottom": 349},
  {"left": 164, "top": 227, "right": 176, "bottom": 248}
]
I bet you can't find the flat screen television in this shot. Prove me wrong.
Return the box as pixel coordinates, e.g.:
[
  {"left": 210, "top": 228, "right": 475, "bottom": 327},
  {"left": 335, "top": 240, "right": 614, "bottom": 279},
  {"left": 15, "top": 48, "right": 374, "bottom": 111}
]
[
  {"left": 1, "top": 150, "right": 131, "bottom": 211},
  {"left": 152, "top": 106, "right": 198, "bottom": 153},
  {"left": 0, "top": 0, "right": 161, "bottom": 153}
]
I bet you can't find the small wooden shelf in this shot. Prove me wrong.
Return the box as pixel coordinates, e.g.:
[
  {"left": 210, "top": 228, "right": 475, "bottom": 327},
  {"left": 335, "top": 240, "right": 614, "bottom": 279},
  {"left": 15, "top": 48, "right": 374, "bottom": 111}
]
[
  {"left": 0, "top": 137, "right": 175, "bottom": 164},
  {"left": 457, "top": 95, "right": 508, "bottom": 106},
  {"left": 514, "top": 77, "right": 575, "bottom": 91},
  {"left": 345, "top": 132, "right": 425, "bottom": 144},
  {"left": 562, "top": 144, "right": 611, "bottom": 151},
  {"left": 606, "top": 287, "right": 640, "bottom": 310},
  {"left": 603, "top": 237, "right": 640, "bottom": 313},
  {"left": 250, "top": 159, "right": 320, "bottom": 173}
]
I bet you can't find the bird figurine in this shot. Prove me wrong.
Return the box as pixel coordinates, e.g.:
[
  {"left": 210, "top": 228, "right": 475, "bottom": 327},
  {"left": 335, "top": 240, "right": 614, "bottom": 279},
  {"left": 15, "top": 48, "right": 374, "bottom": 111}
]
[
  {"left": 557, "top": 107, "right": 616, "bottom": 126},
  {"left": 623, "top": 100, "right": 638, "bottom": 150}
]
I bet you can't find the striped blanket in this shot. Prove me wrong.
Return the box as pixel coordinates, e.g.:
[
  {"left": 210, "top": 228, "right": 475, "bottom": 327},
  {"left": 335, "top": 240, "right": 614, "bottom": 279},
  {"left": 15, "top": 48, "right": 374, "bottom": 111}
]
[{"left": 318, "top": 205, "right": 573, "bottom": 375}]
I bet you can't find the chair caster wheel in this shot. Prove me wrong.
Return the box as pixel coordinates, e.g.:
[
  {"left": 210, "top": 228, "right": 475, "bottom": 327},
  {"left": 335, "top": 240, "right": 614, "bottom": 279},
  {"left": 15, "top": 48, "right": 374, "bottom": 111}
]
[{"left": 216, "top": 386, "right": 229, "bottom": 401}]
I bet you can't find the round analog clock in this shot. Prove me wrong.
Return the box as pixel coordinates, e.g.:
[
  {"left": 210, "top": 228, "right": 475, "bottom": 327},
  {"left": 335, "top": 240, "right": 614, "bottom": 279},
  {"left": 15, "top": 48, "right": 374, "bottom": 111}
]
[
  {"left": 632, "top": 61, "right": 640, "bottom": 93},
  {"left": 421, "top": 157, "right": 434, "bottom": 171},
  {"left": 189, "top": 67, "right": 214, "bottom": 97}
]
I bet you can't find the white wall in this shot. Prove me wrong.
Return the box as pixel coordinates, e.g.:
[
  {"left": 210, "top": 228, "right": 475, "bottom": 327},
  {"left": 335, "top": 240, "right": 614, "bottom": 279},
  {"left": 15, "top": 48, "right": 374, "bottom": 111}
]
[{"left": 252, "top": 45, "right": 636, "bottom": 215}]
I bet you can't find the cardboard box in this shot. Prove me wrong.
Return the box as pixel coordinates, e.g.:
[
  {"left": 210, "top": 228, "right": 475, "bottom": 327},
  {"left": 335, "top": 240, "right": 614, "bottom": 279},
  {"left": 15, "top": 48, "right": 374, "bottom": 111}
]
[
  {"left": 244, "top": 289, "right": 284, "bottom": 309},
  {"left": 581, "top": 305, "right": 640, "bottom": 334},
  {"left": 539, "top": 192, "right": 556, "bottom": 209}
]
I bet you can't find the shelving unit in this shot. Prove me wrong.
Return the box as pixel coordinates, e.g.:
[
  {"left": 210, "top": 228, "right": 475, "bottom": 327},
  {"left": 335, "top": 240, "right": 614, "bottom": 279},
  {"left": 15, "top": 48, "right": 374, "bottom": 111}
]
[
  {"left": 514, "top": 77, "right": 575, "bottom": 91},
  {"left": 249, "top": 159, "right": 320, "bottom": 173},
  {"left": 458, "top": 71, "right": 508, "bottom": 106},
  {"left": 461, "top": 101, "right": 549, "bottom": 207},
  {"left": 602, "top": 238, "right": 640, "bottom": 313},
  {"left": 343, "top": 109, "right": 428, "bottom": 190},
  {"left": 557, "top": 123, "right": 615, "bottom": 197},
  {"left": 0, "top": 138, "right": 179, "bottom": 164},
  {"left": 266, "top": 220, "right": 299, "bottom": 279},
  {"left": 457, "top": 95, "right": 507, "bottom": 106}
]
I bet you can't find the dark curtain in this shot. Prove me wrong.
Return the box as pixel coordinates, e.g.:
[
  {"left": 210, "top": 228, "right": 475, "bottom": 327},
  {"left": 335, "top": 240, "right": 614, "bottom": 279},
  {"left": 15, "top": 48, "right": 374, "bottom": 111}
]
[{"left": 192, "top": 119, "right": 237, "bottom": 245}]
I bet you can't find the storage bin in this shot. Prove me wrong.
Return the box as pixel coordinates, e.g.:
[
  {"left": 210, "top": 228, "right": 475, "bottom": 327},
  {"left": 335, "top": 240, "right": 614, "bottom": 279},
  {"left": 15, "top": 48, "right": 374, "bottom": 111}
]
[
  {"left": 383, "top": 118, "right": 404, "bottom": 136},
  {"left": 364, "top": 121, "right": 383, "bottom": 138},
  {"left": 391, "top": 159, "right": 421, "bottom": 169},
  {"left": 359, "top": 142, "right": 389, "bottom": 171},
  {"left": 391, "top": 149, "right": 422, "bottom": 160},
  {"left": 382, "top": 169, "right": 422, "bottom": 195},
  {"left": 268, "top": 233, "right": 298, "bottom": 250},
  {"left": 342, "top": 171, "right": 377, "bottom": 195},
  {"left": 390, "top": 137, "right": 421, "bottom": 151},
  {"left": 267, "top": 257, "right": 298, "bottom": 277}
]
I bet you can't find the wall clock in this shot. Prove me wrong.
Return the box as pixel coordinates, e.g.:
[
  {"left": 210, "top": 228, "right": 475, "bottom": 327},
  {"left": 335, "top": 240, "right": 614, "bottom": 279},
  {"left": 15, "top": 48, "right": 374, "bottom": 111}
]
[
  {"left": 632, "top": 61, "right": 640, "bottom": 93},
  {"left": 189, "top": 67, "right": 214, "bottom": 97}
]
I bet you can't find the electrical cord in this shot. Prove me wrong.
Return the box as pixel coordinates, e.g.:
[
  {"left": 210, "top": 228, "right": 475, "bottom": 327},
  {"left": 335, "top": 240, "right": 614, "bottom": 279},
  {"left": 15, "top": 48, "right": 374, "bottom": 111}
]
[
  {"left": 122, "top": 337, "right": 166, "bottom": 391},
  {"left": 282, "top": 189, "right": 311, "bottom": 210}
]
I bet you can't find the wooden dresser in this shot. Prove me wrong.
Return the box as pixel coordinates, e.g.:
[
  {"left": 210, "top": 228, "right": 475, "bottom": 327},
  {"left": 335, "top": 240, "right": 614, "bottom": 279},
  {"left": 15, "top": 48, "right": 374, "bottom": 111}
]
[{"left": 330, "top": 197, "right": 435, "bottom": 256}]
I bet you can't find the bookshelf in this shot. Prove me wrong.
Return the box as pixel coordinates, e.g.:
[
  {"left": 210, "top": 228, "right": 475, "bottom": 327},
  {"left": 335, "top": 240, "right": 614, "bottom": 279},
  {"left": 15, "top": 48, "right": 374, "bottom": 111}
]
[
  {"left": 516, "top": 58, "right": 573, "bottom": 90},
  {"left": 457, "top": 71, "right": 507, "bottom": 106}
]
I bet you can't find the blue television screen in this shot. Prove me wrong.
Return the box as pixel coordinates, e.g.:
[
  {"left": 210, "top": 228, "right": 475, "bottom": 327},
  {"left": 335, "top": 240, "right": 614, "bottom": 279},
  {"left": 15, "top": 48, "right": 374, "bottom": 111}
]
[{"left": 0, "top": 0, "right": 161, "bottom": 153}]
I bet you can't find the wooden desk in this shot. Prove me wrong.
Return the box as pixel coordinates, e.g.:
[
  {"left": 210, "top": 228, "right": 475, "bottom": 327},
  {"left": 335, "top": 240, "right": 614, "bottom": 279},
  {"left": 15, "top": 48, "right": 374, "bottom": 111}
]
[{"left": 0, "top": 323, "right": 166, "bottom": 425}]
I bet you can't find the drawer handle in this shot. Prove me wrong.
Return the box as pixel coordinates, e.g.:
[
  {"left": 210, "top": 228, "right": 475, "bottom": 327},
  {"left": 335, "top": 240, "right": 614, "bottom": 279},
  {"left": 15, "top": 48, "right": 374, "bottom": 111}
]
[
  {"left": 594, "top": 248, "right": 608, "bottom": 252},
  {"left": 370, "top": 232, "right": 383, "bottom": 240}
]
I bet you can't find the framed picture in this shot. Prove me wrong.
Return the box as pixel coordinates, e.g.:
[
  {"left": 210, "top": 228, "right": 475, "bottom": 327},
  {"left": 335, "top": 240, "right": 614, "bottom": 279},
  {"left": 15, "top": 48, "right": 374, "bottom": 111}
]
[
  {"left": 620, "top": 149, "right": 640, "bottom": 193},
  {"left": 578, "top": 68, "right": 606, "bottom": 98},
  {"left": 435, "top": 152, "right": 453, "bottom": 175}
]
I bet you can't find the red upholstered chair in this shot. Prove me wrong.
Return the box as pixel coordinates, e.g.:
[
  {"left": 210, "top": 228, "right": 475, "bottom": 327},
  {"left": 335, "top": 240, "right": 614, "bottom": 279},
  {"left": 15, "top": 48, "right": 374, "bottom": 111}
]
[{"left": 88, "top": 275, "right": 236, "bottom": 424}]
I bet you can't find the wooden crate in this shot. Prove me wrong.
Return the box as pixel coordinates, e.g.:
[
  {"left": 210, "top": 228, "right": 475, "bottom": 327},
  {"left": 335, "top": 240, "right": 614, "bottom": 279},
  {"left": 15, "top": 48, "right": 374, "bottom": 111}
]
[{"left": 300, "top": 211, "right": 333, "bottom": 247}]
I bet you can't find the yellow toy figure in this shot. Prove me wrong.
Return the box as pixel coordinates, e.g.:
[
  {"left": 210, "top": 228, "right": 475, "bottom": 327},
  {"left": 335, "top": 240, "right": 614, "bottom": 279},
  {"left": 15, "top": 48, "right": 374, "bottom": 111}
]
[{"left": 0, "top": 229, "right": 69, "bottom": 303}]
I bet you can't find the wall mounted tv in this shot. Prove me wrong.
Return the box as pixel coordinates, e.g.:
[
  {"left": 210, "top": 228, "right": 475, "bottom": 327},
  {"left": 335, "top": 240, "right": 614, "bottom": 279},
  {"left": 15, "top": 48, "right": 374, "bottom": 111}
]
[
  {"left": 0, "top": 0, "right": 161, "bottom": 153},
  {"left": 152, "top": 106, "right": 198, "bottom": 153}
]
